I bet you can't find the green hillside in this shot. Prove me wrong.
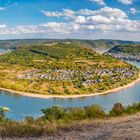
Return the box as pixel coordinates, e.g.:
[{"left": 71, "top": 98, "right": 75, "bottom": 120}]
[
  {"left": 0, "top": 42, "right": 138, "bottom": 95},
  {"left": 0, "top": 39, "right": 139, "bottom": 53},
  {"left": 108, "top": 44, "right": 140, "bottom": 54}
]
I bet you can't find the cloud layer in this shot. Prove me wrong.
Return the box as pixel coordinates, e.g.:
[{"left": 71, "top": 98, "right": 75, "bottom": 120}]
[
  {"left": 0, "top": 6, "right": 140, "bottom": 41},
  {"left": 118, "top": 0, "right": 133, "bottom": 5}
]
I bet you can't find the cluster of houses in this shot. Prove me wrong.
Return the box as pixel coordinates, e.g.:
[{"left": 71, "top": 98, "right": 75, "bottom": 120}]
[
  {"left": 18, "top": 69, "right": 94, "bottom": 81},
  {"left": 18, "top": 67, "right": 137, "bottom": 87},
  {"left": 81, "top": 67, "right": 137, "bottom": 87},
  {"left": 81, "top": 79, "right": 103, "bottom": 87},
  {"left": 40, "top": 70, "right": 78, "bottom": 81},
  {"left": 18, "top": 70, "right": 40, "bottom": 79},
  {"left": 107, "top": 52, "right": 140, "bottom": 61}
]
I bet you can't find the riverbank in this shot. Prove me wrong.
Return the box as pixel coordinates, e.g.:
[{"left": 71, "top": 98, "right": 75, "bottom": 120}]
[{"left": 0, "top": 75, "right": 140, "bottom": 99}]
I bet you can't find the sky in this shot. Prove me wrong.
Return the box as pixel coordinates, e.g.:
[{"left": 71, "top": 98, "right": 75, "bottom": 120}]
[{"left": 0, "top": 0, "right": 140, "bottom": 40}]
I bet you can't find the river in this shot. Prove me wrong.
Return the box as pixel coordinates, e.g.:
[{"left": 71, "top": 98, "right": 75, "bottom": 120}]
[{"left": 0, "top": 56, "right": 140, "bottom": 120}]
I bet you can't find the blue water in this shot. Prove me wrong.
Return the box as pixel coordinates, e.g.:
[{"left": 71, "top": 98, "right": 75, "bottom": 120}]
[
  {"left": 0, "top": 48, "right": 6, "bottom": 53},
  {"left": 0, "top": 60, "right": 140, "bottom": 120}
]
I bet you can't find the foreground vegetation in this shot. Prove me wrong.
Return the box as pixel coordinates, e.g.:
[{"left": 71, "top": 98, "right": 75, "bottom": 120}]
[
  {"left": 0, "top": 42, "right": 138, "bottom": 95},
  {"left": 1, "top": 102, "right": 140, "bottom": 138}
]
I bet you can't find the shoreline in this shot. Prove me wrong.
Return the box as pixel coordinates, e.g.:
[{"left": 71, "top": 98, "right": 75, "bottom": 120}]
[{"left": 0, "top": 76, "right": 140, "bottom": 99}]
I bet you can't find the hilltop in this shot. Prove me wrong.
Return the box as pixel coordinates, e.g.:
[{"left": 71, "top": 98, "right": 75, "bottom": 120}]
[
  {"left": 0, "top": 42, "right": 138, "bottom": 96},
  {"left": 0, "top": 39, "right": 139, "bottom": 53}
]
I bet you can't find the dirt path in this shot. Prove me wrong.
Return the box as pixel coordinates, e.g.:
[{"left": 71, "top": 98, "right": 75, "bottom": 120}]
[{"left": 46, "top": 113, "right": 140, "bottom": 140}]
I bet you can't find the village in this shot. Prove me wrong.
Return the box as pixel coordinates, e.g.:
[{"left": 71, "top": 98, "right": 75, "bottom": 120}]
[
  {"left": 17, "top": 67, "right": 138, "bottom": 87},
  {"left": 106, "top": 52, "right": 140, "bottom": 61}
]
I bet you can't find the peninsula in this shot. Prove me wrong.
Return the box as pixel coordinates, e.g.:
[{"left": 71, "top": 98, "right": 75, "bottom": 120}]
[{"left": 0, "top": 41, "right": 139, "bottom": 97}]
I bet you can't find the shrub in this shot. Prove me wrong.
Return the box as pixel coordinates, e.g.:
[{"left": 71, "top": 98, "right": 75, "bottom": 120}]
[
  {"left": 125, "top": 102, "right": 140, "bottom": 114},
  {"left": 24, "top": 116, "right": 35, "bottom": 124},
  {"left": 109, "top": 103, "right": 125, "bottom": 116},
  {"left": 68, "top": 108, "right": 87, "bottom": 121},
  {"left": 0, "top": 120, "right": 43, "bottom": 137},
  {"left": 85, "top": 105, "right": 106, "bottom": 119},
  {"left": 41, "top": 106, "right": 66, "bottom": 122},
  {"left": 0, "top": 108, "right": 5, "bottom": 118}
]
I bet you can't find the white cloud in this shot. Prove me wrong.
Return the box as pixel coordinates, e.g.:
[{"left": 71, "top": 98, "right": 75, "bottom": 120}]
[
  {"left": 78, "top": 9, "right": 95, "bottom": 15},
  {"left": 129, "top": 8, "right": 140, "bottom": 15},
  {"left": 75, "top": 16, "right": 86, "bottom": 23},
  {"left": 41, "top": 9, "right": 75, "bottom": 19},
  {"left": 63, "top": 9, "right": 75, "bottom": 18},
  {"left": 0, "top": 7, "right": 6, "bottom": 11},
  {"left": 118, "top": 0, "right": 133, "bottom": 5},
  {"left": 41, "top": 10, "right": 62, "bottom": 17},
  {"left": 10, "top": 25, "right": 39, "bottom": 34},
  {"left": 1, "top": 6, "right": 140, "bottom": 41},
  {"left": 40, "top": 22, "right": 80, "bottom": 33},
  {"left": 40, "top": 7, "right": 140, "bottom": 34},
  {"left": 87, "top": 15, "right": 113, "bottom": 24},
  {"left": 90, "top": 0, "right": 106, "bottom": 6},
  {"left": 39, "top": 7, "right": 140, "bottom": 34},
  {"left": 0, "top": 24, "right": 6, "bottom": 28},
  {"left": 42, "top": 7, "right": 127, "bottom": 20},
  {"left": 93, "top": 7, "right": 128, "bottom": 18}
]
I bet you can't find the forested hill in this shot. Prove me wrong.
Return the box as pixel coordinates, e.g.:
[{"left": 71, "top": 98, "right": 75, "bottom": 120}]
[
  {"left": 108, "top": 44, "right": 140, "bottom": 54},
  {"left": 0, "top": 39, "right": 139, "bottom": 52},
  {"left": 81, "top": 39, "right": 140, "bottom": 53}
]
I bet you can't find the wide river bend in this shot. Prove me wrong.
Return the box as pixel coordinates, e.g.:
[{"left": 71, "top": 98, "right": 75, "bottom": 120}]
[{"left": 0, "top": 60, "right": 140, "bottom": 120}]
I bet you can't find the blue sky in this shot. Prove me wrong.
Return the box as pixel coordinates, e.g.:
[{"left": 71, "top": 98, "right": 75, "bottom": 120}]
[{"left": 0, "top": 0, "right": 140, "bottom": 40}]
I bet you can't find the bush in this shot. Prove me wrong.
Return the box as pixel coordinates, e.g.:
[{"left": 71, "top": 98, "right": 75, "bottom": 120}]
[
  {"left": 125, "top": 102, "right": 140, "bottom": 114},
  {"left": 85, "top": 105, "right": 106, "bottom": 119},
  {"left": 68, "top": 108, "right": 87, "bottom": 120},
  {"left": 41, "top": 106, "right": 66, "bottom": 122},
  {"left": 0, "top": 108, "right": 5, "bottom": 118},
  {"left": 0, "top": 120, "right": 43, "bottom": 137},
  {"left": 109, "top": 103, "right": 125, "bottom": 116}
]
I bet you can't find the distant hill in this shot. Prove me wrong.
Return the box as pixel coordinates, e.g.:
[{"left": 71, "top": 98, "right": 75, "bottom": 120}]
[
  {"left": 0, "top": 39, "right": 61, "bottom": 49},
  {"left": 108, "top": 44, "right": 140, "bottom": 54},
  {"left": 81, "top": 39, "right": 140, "bottom": 53},
  {"left": 0, "top": 39, "right": 139, "bottom": 53},
  {"left": 106, "top": 44, "right": 140, "bottom": 61}
]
